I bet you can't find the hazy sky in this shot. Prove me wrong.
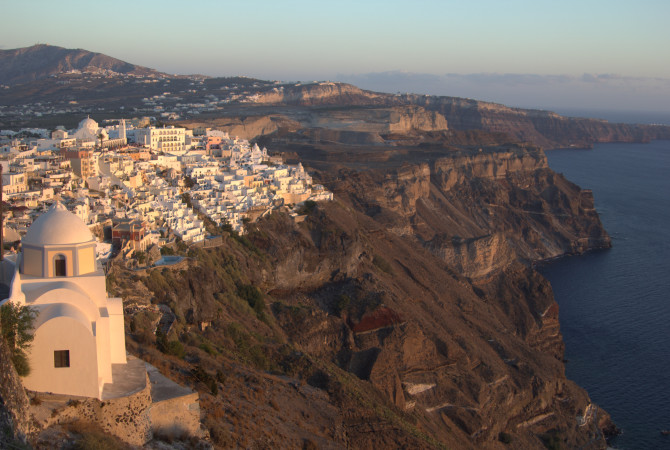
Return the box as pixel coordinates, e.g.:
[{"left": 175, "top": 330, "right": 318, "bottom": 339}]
[{"left": 2, "top": 0, "right": 670, "bottom": 112}]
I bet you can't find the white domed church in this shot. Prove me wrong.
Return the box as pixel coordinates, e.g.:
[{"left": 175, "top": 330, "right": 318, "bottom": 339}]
[{"left": 2, "top": 202, "right": 126, "bottom": 399}]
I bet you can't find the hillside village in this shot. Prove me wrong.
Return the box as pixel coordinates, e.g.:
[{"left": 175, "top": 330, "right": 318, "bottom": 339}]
[{"left": 0, "top": 116, "right": 332, "bottom": 259}]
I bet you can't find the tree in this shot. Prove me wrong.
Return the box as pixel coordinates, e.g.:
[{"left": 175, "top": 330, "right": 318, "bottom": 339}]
[
  {"left": 183, "top": 175, "right": 195, "bottom": 189},
  {"left": 1, "top": 302, "right": 37, "bottom": 376}
]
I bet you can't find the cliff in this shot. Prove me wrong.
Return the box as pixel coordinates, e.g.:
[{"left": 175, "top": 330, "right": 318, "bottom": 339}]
[
  {"left": 398, "top": 94, "right": 670, "bottom": 149},
  {"left": 252, "top": 82, "right": 387, "bottom": 106},
  {"left": 330, "top": 145, "right": 609, "bottom": 278},
  {"left": 0, "top": 330, "right": 31, "bottom": 446},
  {"left": 96, "top": 141, "right": 615, "bottom": 448},
  {"left": 248, "top": 82, "right": 670, "bottom": 149}
]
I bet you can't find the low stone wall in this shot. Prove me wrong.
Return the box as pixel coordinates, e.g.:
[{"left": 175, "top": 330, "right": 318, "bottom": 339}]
[
  {"left": 30, "top": 364, "right": 202, "bottom": 446},
  {"left": 32, "top": 375, "right": 153, "bottom": 446},
  {"left": 150, "top": 392, "right": 200, "bottom": 439}
]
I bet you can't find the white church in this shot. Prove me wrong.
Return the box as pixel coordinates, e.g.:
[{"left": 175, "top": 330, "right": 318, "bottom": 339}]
[{"left": 0, "top": 202, "right": 127, "bottom": 399}]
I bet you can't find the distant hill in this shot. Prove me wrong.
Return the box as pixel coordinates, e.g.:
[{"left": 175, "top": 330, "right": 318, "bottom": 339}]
[{"left": 0, "top": 44, "right": 165, "bottom": 85}]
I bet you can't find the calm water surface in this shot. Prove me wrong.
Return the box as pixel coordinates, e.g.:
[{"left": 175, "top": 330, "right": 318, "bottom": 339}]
[{"left": 540, "top": 140, "right": 670, "bottom": 449}]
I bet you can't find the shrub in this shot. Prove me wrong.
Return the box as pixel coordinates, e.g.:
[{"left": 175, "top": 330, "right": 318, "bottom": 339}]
[
  {"left": 134, "top": 251, "right": 146, "bottom": 265},
  {"left": 372, "top": 254, "right": 393, "bottom": 274},
  {"left": 1, "top": 303, "right": 37, "bottom": 376},
  {"left": 499, "top": 432, "right": 512, "bottom": 444},
  {"left": 540, "top": 430, "right": 562, "bottom": 450},
  {"left": 191, "top": 365, "right": 218, "bottom": 395},
  {"left": 204, "top": 416, "right": 232, "bottom": 447},
  {"left": 156, "top": 330, "right": 185, "bottom": 358},
  {"left": 335, "top": 294, "right": 350, "bottom": 315},
  {"left": 199, "top": 342, "right": 217, "bottom": 356},
  {"left": 297, "top": 200, "right": 317, "bottom": 215},
  {"left": 237, "top": 284, "right": 265, "bottom": 316}
]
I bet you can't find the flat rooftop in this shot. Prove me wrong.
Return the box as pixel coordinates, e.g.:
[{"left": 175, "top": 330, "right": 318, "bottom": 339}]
[{"left": 101, "top": 354, "right": 147, "bottom": 400}]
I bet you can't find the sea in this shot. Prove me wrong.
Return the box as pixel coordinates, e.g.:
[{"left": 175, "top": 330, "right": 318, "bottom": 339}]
[{"left": 539, "top": 139, "right": 670, "bottom": 449}]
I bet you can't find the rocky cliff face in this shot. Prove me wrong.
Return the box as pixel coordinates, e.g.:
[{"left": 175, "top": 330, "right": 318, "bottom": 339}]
[
  {"left": 102, "top": 141, "right": 614, "bottom": 447},
  {"left": 252, "top": 194, "right": 612, "bottom": 448},
  {"left": 247, "top": 82, "right": 670, "bottom": 149},
  {"left": 400, "top": 94, "right": 670, "bottom": 149},
  {"left": 253, "top": 82, "right": 387, "bottom": 106},
  {"left": 331, "top": 145, "right": 609, "bottom": 279},
  {"left": 0, "top": 330, "right": 31, "bottom": 445}
]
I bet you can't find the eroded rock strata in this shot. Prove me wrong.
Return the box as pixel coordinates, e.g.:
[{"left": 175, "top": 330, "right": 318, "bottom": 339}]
[
  {"left": 94, "top": 143, "right": 615, "bottom": 448},
  {"left": 254, "top": 145, "right": 612, "bottom": 447}
]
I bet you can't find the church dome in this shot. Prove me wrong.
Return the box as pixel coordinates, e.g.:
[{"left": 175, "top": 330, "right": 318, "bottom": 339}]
[
  {"left": 78, "top": 116, "right": 99, "bottom": 132},
  {"left": 23, "top": 202, "right": 94, "bottom": 247}
]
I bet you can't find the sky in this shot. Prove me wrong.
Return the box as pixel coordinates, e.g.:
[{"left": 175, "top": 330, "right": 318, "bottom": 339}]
[{"left": 2, "top": 0, "right": 670, "bottom": 114}]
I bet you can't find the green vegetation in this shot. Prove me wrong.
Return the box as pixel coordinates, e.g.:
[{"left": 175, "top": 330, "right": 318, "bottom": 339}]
[
  {"left": 220, "top": 222, "right": 263, "bottom": 256},
  {"left": 540, "top": 430, "right": 563, "bottom": 450},
  {"left": 156, "top": 330, "right": 185, "bottom": 359},
  {"left": 499, "top": 432, "right": 513, "bottom": 444},
  {"left": 237, "top": 284, "right": 265, "bottom": 317},
  {"left": 1, "top": 302, "right": 37, "bottom": 376},
  {"left": 183, "top": 176, "right": 195, "bottom": 189},
  {"left": 160, "top": 245, "right": 175, "bottom": 256},
  {"left": 372, "top": 254, "right": 393, "bottom": 274},
  {"left": 134, "top": 251, "right": 146, "bottom": 265},
  {"left": 224, "top": 322, "right": 271, "bottom": 371},
  {"left": 191, "top": 365, "right": 218, "bottom": 396},
  {"left": 297, "top": 200, "right": 317, "bottom": 215},
  {"left": 334, "top": 294, "right": 350, "bottom": 315}
]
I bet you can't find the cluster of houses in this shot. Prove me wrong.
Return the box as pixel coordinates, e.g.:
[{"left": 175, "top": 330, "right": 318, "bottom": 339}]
[{"left": 0, "top": 116, "right": 332, "bottom": 256}]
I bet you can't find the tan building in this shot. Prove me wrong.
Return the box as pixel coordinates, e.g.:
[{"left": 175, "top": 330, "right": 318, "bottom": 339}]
[{"left": 61, "top": 148, "right": 98, "bottom": 179}]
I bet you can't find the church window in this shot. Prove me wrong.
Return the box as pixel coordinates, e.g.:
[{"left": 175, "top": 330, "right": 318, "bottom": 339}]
[
  {"left": 54, "top": 350, "right": 70, "bottom": 368},
  {"left": 54, "top": 254, "right": 66, "bottom": 277}
]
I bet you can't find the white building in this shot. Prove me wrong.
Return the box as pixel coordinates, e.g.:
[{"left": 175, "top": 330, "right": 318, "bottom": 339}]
[
  {"left": 1, "top": 202, "right": 127, "bottom": 399},
  {"left": 132, "top": 126, "right": 186, "bottom": 154}
]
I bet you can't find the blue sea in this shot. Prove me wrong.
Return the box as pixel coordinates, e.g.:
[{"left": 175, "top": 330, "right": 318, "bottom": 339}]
[{"left": 540, "top": 140, "right": 670, "bottom": 449}]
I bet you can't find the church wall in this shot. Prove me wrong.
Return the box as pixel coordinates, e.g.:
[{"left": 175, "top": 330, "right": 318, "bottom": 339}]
[
  {"left": 77, "top": 246, "right": 96, "bottom": 275},
  {"left": 22, "top": 248, "right": 43, "bottom": 277},
  {"left": 95, "top": 314, "right": 112, "bottom": 387},
  {"left": 23, "top": 317, "right": 99, "bottom": 399},
  {"left": 108, "top": 298, "right": 127, "bottom": 364}
]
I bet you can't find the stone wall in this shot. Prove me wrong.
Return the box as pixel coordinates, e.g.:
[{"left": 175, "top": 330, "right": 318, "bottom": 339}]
[
  {"left": 30, "top": 370, "right": 202, "bottom": 446},
  {"left": 33, "top": 376, "right": 153, "bottom": 446},
  {"left": 149, "top": 392, "right": 200, "bottom": 439}
]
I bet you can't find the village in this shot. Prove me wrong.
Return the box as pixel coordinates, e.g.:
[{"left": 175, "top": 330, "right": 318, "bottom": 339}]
[{"left": 0, "top": 116, "right": 332, "bottom": 260}]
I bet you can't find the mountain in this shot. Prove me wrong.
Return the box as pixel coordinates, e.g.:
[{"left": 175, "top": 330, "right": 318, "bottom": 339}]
[{"left": 0, "top": 44, "right": 164, "bottom": 86}]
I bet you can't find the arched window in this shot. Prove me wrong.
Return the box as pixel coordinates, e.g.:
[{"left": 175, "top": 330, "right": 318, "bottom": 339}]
[{"left": 54, "top": 254, "right": 66, "bottom": 277}]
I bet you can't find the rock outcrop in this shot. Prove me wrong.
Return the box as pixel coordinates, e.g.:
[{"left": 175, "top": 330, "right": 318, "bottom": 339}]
[{"left": 0, "top": 331, "right": 31, "bottom": 445}]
